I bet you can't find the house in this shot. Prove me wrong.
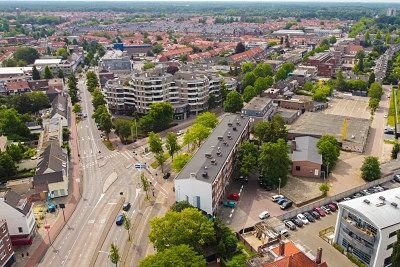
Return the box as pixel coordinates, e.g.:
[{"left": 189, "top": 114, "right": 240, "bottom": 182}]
[
  {"left": 278, "top": 95, "right": 314, "bottom": 112},
  {"left": 50, "top": 94, "right": 68, "bottom": 127},
  {"left": 174, "top": 114, "right": 250, "bottom": 215},
  {"left": 0, "top": 220, "right": 16, "bottom": 267},
  {"left": 4, "top": 81, "right": 31, "bottom": 95},
  {"left": 27, "top": 80, "right": 49, "bottom": 91},
  {"left": 33, "top": 142, "right": 68, "bottom": 198},
  {"left": 241, "top": 96, "right": 276, "bottom": 120},
  {"left": 291, "top": 136, "right": 322, "bottom": 178},
  {"left": 0, "top": 191, "right": 36, "bottom": 246}
]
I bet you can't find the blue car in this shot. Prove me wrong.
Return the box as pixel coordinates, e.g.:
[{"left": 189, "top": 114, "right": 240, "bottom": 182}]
[
  {"left": 116, "top": 214, "right": 124, "bottom": 226},
  {"left": 277, "top": 198, "right": 288, "bottom": 205}
]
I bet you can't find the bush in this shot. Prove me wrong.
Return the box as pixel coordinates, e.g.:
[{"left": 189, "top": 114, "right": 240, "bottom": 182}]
[
  {"left": 347, "top": 253, "right": 366, "bottom": 267},
  {"left": 333, "top": 242, "right": 345, "bottom": 254}
]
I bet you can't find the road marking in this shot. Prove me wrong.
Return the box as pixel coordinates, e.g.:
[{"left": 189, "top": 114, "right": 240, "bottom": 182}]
[
  {"left": 88, "top": 220, "right": 95, "bottom": 224},
  {"left": 121, "top": 152, "right": 129, "bottom": 160}
]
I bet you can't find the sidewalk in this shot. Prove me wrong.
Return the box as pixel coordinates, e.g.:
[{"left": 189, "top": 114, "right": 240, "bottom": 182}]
[{"left": 24, "top": 109, "right": 82, "bottom": 266}]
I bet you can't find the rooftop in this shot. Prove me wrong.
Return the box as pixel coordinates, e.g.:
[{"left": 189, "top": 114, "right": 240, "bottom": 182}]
[
  {"left": 102, "top": 50, "right": 127, "bottom": 60},
  {"left": 242, "top": 96, "right": 273, "bottom": 112},
  {"left": 340, "top": 187, "right": 400, "bottom": 230},
  {"left": 175, "top": 114, "right": 250, "bottom": 183},
  {"left": 34, "top": 58, "right": 62, "bottom": 65},
  {"left": 292, "top": 136, "right": 322, "bottom": 165},
  {"left": 0, "top": 67, "right": 31, "bottom": 75}
]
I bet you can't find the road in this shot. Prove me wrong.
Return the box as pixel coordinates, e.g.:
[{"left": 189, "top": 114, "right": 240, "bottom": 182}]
[{"left": 38, "top": 76, "right": 172, "bottom": 267}]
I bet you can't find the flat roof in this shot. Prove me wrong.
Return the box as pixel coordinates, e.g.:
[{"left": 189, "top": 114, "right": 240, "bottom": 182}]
[
  {"left": 0, "top": 67, "right": 31, "bottom": 75},
  {"left": 175, "top": 114, "right": 250, "bottom": 184},
  {"left": 242, "top": 96, "right": 273, "bottom": 112},
  {"left": 340, "top": 187, "right": 400, "bottom": 229},
  {"left": 34, "top": 58, "right": 62, "bottom": 65},
  {"left": 288, "top": 112, "right": 370, "bottom": 147}
]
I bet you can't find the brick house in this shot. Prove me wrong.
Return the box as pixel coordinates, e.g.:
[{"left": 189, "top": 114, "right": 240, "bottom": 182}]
[
  {"left": 0, "top": 220, "right": 15, "bottom": 267},
  {"left": 291, "top": 136, "right": 322, "bottom": 178}
]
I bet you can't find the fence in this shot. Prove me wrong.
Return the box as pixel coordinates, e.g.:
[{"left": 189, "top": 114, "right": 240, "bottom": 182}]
[{"left": 277, "top": 171, "right": 396, "bottom": 221}]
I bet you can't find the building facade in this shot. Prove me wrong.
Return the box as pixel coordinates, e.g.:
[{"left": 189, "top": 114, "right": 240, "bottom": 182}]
[
  {"left": 334, "top": 187, "right": 400, "bottom": 267},
  {"left": 98, "top": 50, "right": 132, "bottom": 74},
  {"left": 174, "top": 114, "right": 251, "bottom": 215},
  {"left": 0, "top": 221, "right": 15, "bottom": 267}
]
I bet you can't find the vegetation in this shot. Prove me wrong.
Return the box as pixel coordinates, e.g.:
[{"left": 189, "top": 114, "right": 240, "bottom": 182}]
[
  {"left": 392, "top": 143, "right": 400, "bottom": 159},
  {"left": 361, "top": 156, "right": 381, "bottom": 181},
  {"left": 319, "top": 183, "right": 331, "bottom": 196},
  {"left": 172, "top": 153, "right": 192, "bottom": 172},
  {"left": 275, "top": 62, "right": 295, "bottom": 81},
  {"left": 165, "top": 132, "right": 180, "bottom": 159},
  {"left": 238, "top": 141, "right": 258, "bottom": 177},
  {"left": 122, "top": 213, "right": 132, "bottom": 242},
  {"left": 170, "top": 201, "right": 193, "bottom": 212},
  {"left": 86, "top": 71, "right": 99, "bottom": 92},
  {"left": 392, "top": 230, "right": 400, "bottom": 266},
  {"left": 139, "top": 102, "right": 173, "bottom": 134},
  {"left": 139, "top": 245, "right": 206, "bottom": 267},
  {"left": 368, "top": 82, "right": 383, "bottom": 114},
  {"left": 72, "top": 103, "right": 82, "bottom": 114},
  {"left": 140, "top": 173, "right": 151, "bottom": 200},
  {"left": 109, "top": 243, "right": 120, "bottom": 267},
  {"left": 195, "top": 112, "right": 219, "bottom": 129},
  {"left": 317, "top": 135, "right": 341, "bottom": 172},
  {"left": 13, "top": 47, "right": 39, "bottom": 65},
  {"left": 223, "top": 91, "right": 243, "bottom": 113},
  {"left": 252, "top": 115, "right": 287, "bottom": 144},
  {"left": 68, "top": 74, "right": 79, "bottom": 105},
  {"left": 143, "top": 62, "right": 156, "bottom": 70}
]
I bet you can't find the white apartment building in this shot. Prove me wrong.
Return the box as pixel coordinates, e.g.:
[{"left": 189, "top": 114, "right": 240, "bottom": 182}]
[
  {"left": 98, "top": 50, "right": 132, "bottom": 74},
  {"left": 334, "top": 187, "right": 400, "bottom": 267}
]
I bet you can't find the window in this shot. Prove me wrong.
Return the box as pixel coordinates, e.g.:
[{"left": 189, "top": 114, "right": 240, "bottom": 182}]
[
  {"left": 18, "top": 227, "right": 23, "bottom": 233},
  {"left": 0, "top": 251, "right": 5, "bottom": 260},
  {"left": 2, "top": 226, "right": 5, "bottom": 233},
  {"left": 8, "top": 244, "right": 11, "bottom": 251},
  {"left": 0, "top": 240, "right": 3, "bottom": 248},
  {"left": 389, "top": 231, "right": 397, "bottom": 238},
  {"left": 295, "top": 166, "right": 301, "bottom": 171},
  {"left": 388, "top": 243, "right": 394, "bottom": 250},
  {"left": 384, "top": 256, "right": 392, "bottom": 267}
]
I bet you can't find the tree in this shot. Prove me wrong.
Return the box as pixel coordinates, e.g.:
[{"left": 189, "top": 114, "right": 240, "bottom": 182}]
[
  {"left": 392, "top": 143, "right": 400, "bottom": 159},
  {"left": 165, "top": 132, "right": 179, "bottom": 159},
  {"left": 235, "top": 42, "right": 245, "bottom": 54},
  {"left": 0, "top": 152, "right": 17, "bottom": 179},
  {"left": 259, "top": 139, "right": 290, "bottom": 187},
  {"left": 91, "top": 90, "right": 106, "bottom": 109},
  {"left": 13, "top": 47, "right": 39, "bottom": 64},
  {"left": 369, "top": 98, "right": 379, "bottom": 113},
  {"left": 139, "top": 245, "right": 206, "bottom": 267},
  {"left": 148, "top": 132, "right": 163, "bottom": 155},
  {"left": 113, "top": 119, "right": 132, "bottom": 144},
  {"left": 151, "top": 43, "right": 164, "bottom": 54},
  {"left": 223, "top": 91, "right": 243, "bottom": 113},
  {"left": 140, "top": 173, "right": 151, "bottom": 200},
  {"left": 241, "top": 62, "right": 254, "bottom": 74},
  {"left": 254, "top": 77, "right": 269, "bottom": 96},
  {"left": 335, "top": 70, "right": 346, "bottom": 91},
  {"left": 72, "top": 103, "right": 82, "bottom": 114},
  {"left": 56, "top": 47, "right": 69, "bottom": 59},
  {"left": 172, "top": 153, "right": 191, "bottom": 172},
  {"left": 183, "top": 129, "right": 196, "bottom": 151},
  {"left": 242, "top": 72, "right": 256, "bottom": 88},
  {"left": 109, "top": 243, "right": 120, "bottom": 267},
  {"left": 149, "top": 208, "right": 215, "bottom": 253},
  {"left": 155, "top": 152, "right": 166, "bottom": 173},
  {"left": 356, "top": 50, "right": 365, "bottom": 73},
  {"left": 86, "top": 71, "right": 99, "bottom": 92},
  {"left": 122, "top": 213, "right": 132, "bottom": 242},
  {"left": 99, "top": 112, "right": 113, "bottom": 138},
  {"left": 44, "top": 66, "right": 53, "bottom": 79},
  {"left": 139, "top": 102, "right": 173, "bottom": 133},
  {"left": 392, "top": 231, "right": 400, "bottom": 266},
  {"left": 5, "top": 144, "right": 24, "bottom": 162},
  {"left": 143, "top": 62, "right": 156, "bottom": 70},
  {"left": 253, "top": 63, "right": 273, "bottom": 78},
  {"left": 195, "top": 112, "right": 218, "bottom": 129},
  {"left": 329, "top": 35, "right": 337, "bottom": 44},
  {"left": 32, "top": 65, "right": 40, "bottom": 80},
  {"left": 190, "top": 123, "right": 211, "bottom": 147},
  {"left": 0, "top": 108, "right": 30, "bottom": 141},
  {"left": 238, "top": 141, "right": 258, "bottom": 177},
  {"left": 368, "top": 82, "right": 383, "bottom": 100},
  {"left": 252, "top": 115, "right": 287, "bottom": 144},
  {"left": 319, "top": 182, "right": 331, "bottom": 196},
  {"left": 317, "top": 135, "right": 340, "bottom": 171},
  {"left": 361, "top": 156, "right": 381, "bottom": 181},
  {"left": 275, "top": 63, "right": 295, "bottom": 81},
  {"left": 57, "top": 69, "right": 64, "bottom": 79},
  {"left": 368, "top": 72, "right": 376, "bottom": 87},
  {"left": 242, "top": 85, "right": 257, "bottom": 102},
  {"left": 303, "top": 81, "right": 314, "bottom": 91}
]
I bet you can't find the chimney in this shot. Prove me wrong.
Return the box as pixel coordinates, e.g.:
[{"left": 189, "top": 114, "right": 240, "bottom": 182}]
[
  {"left": 279, "top": 241, "right": 285, "bottom": 257},
  {"left": 315, "top": 247, "right": 322, "bottom": 264}
]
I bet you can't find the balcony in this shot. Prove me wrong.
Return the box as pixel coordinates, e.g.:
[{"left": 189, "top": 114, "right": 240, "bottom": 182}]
[
  {"left": 341, "top": 231, "right": 373, "bottom": 255},
  {"left": 341, "top": 217, "right": 376, "bottom": 244}
]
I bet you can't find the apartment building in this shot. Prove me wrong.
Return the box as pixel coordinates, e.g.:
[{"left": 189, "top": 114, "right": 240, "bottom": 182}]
[
  {"left": 304, "top": 52, "right": 337, "bottom": 77},
  {"left": 334, "top": 187, "right": 400, "bottom": 267},
  {"left": 0, "top": 221, "right": 15, "bottom": 267},
  {"left": 174, "top": 114, "right": 250, "bottom": 216},
  {"left": 98, "top": 50, "right": 132, "bottom": 74},
  {"left": 241, "top": 96, "right": 276, "bottom": 120},
  {"left": 34, "top": 53, "right": 83, "bottom": 75}
]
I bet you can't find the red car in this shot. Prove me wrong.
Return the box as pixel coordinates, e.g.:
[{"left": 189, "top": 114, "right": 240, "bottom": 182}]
[
  {"left": 228, "top": 193, "right": 240, "bottom": 201},
  {"left": 313, "top": 207, "right": 326, "bottom": 217}
]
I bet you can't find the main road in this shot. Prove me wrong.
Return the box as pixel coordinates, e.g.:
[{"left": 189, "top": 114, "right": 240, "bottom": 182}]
[{"left": 38, "top": 76, "right": 172, "bottom": 267}]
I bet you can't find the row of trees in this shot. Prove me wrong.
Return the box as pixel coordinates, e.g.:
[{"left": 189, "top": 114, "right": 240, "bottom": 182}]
[
  {"left": 368, "top": 82, "right": 384, "bottom": 114},
  {"left": 2, "top": 47, "right": 39, "bottom": 67}
]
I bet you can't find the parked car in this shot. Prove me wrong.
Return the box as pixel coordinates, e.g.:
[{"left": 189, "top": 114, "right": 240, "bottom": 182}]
[
  {"left": 259, "top": 211, "right": 270, "bottom": 220},
  {"left": 280, "top": 229, "right": 289, "bottom": 237},
  {"left": 271, "top": 195, "right": 284, "bottom": 202},
  {"left": 280, "top": 201, "right": 293, "bottom": 210},
  {"left": 284, "top": 220, "right": 296, "bottom": 230},
  {"left": 296, "top": 214, "right": 309, "bottom": 225},
  {"left": 313, "top": 207, "right": 326, "bottom": 217},
  {"left": 327, "top": 204, "right": 337, "bottom": 212},
  {"left": 311, "top": 211, "right": 320, "bottom": 219},
  {"left": 116, "top": 214, "right": 124, "bottom": 225},
  {"left": 223, "top": 201, "right": 236, "bottom": 208},
  {"left": 343, "top": 197, "right": 351, "bottom": 201},
  {"left": 394, "top": 174, "right": 400, "bottom": 183},
  {"left": 321, "top": 206, "right": 331, "bottom": 214},
  {"left": 330, "top": 202, "right": 338, "bottom": 209},
  {"left": 303, "top": 212, "right": 315, "bottom": 222},
  {"left": 122, "top": 202, "right": 131, "bottom": 211},
  {"left": 163, "top": 172, "right": 171, "bottom": 179},
  {"left": 291, "top": 218, "right": 304, "bottom": 227},
  {"left": 228, "top": 193, "right": 240, "bottom": 201},
  {"left": 258, "top": 179, "right": 274, "bottom": 191},
  {"left": 177, "top": 130, "right": 183, "bottom": 136},
  {"left": 277, "top": 198, "right": 288, "bottom": 205}
]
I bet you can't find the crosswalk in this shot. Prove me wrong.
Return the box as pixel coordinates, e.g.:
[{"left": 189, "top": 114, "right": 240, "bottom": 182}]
[{"left": 81, "top": 150, "right": 136, "bottom": 169}]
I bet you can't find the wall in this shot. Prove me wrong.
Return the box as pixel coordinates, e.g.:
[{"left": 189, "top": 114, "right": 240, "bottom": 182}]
[
  {"left": 0, "top": 203, "right": 35, "bottom": 237},
  {"left": 292, "top": 161, "right": 321, "bottom": 178},
  {"left": 48, "top": 178, "right": 69, "bottom": 197},
  {"left": 175, "top": 178, "right": 213, "bottom": 214}
]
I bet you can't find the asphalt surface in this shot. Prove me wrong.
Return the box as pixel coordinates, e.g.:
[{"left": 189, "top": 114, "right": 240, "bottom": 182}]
[{"left": 38, "top": 77, "right": 171, "bottom": 267}]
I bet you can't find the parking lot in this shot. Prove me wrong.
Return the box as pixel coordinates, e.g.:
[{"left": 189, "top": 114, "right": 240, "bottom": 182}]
[{"left": 323, "top": 96, "right": 370, "bottom": 119}]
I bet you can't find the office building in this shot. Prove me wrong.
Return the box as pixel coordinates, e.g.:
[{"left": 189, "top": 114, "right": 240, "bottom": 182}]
[
  {"left": 334, "top": 187, "right": 400, "bottom": 266},
  {"left": 174, "top": 114, "right": 250, "bottom": 215}
]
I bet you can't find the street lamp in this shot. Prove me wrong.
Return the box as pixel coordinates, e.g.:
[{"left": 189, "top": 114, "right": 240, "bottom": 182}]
[{"left": 278, "top": 178, "right": 281, "bottom": 195}]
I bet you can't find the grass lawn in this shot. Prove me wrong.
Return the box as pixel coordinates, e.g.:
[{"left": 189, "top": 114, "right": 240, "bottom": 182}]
[
  {"left": 388, "top": 88, "right": 400, "bottom": 127},
  {"left": 102, "top": 139, "right": 115, "bottom": 151},
  {"left": 150, "top": 152, "right": 170, "bottom": 169},
  {"left": 12, "top": 168, "right": 35, "bottom": 179}
]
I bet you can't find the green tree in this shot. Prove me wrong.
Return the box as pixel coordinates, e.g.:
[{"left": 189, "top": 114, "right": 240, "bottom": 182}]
[
  {"left": 0, "top": 108, "right": 30, "bottom": 141},
  {"left": 86, "top": 71, "right": 99, "bottom": 92},
  {"left": 368, "top": 72, "right": 376, "bottom": 87},
  {"left": 368, "top": 82, "right": 383, "bottom": 100},
  {"left": 319, "top": 182, "right": 331, "bottom": 196},
  {"left": 139, "top": 102, "right": 173, "bottom": 133},
  {"left": 238, "top": 141, "right": 258, "bottom": 177},
  {"left": 44, "top": 66, "right": 53, "bottom": 79},
  {"left": 5, "top": 144, "right": 24, "bottom": 162},
  {"left": 151, "top": 43, "right": 164, "bottom": 54},
  {"left": 190, "top": 123, "right": 211, "bottom": 147},
  {"left": 235, "top": 42, "right": 245, "bottom": 54},
  {"left": 275, "top": 62, "right": 295, "bottom": 81},
  {"left": 170, "top": 200, "right": 193, "bottom": 212},
  {"left": 361, "top": 156, "right": 381, "bottom": 181},
  {"left": 254, "top": 77, "right": 269, "bottom": 96},
  {"left": 109, "top": 243, "right": 120, "bottom": 267},
  {"left": 165, "top": 132, "right": 179, "bottom": 159},
  {"left": 57, "top": 69, "right": 64, "bottom": 79},
  {"left": 72, "top": 103, "right": 82, "bottom": 114},
  {"left": 56, "top": 47, "right": 69, "bottom": 59},
  {"left": 223, "top": 91, "right": 243, "bottom": 113},
  {"left": 143, "top": 62, "right": 156, "bottom": 70},
  {"left": 13, "top": 47, "right": 39, "bottom": 64},
  {"left": 113, "top": 119, "right": 132, "bottom": 144},
  {"left": 172, "top": 153, "right": 191, "bottom": 172},
  {"left": 329, "top": 35, "right": 337, "bottom": 44},
  {"left": 99, "top": 112, "right": 113, "bottom": 138},
  {"left": 195, "top": 112, "right": 218, "bottom": 129},
  {"left": 392, "top": 143, "right": 400, "bottom": 159},
  {"left": 317, "top": 135, "right": 340, "bottom": 171},
  {"left": 139, "top": 245, "right": 206, "bottom": 267},
  {"left": 0, "top": 152, "right": 17, "bottom": 179},
  {"left": 183, "top": 129, "right": 196, "bottom": 151},
  {"left": 91, "top": 90, "right": 106, "bottom": 109},
  {"left": 32, "top": 65, "right": 41, "bottom": 80},
  {"left": 252, "top": 115, "right": 287, "bottom": 144},
  {"left": 392, "top": 231, "right": 400, "bottom": 266},
  {"left": 148, "top": 132, "right": 163, "bottom": 155},
  {"left": 356, "top": 50, "right": 365, "bottom": 73},
  {"left": 259, "top": 139, "right": 290, "bottom": 187},
  {"left": 140, "top": 173, "right": 151, "bottom": 200},
  {"left": 253, "top": 63, "right": 273, "bottom": 78},
  {"left": 335, "top": 70, "right": 346, "bottom": 91},
  {"left": 122, "top": 213, "right": 132, "bottom": 242},
  {"left": 149, "top": 208, "right": 215, "bottom": 253},
  {"left": 242, "top": 72, "right": 256, "bottom": 88},
  {"left": 369, "top": 98, "right": 379, "bottom": 113},
  {"left": 241, "top": 62, "right": 254, "bottom": 73},
  {"left": 303, "top": 81, "right": 314, "bottom": 91},
  {"left": 242, "top": 85, "right": 257, "bottom": 102},
  {"left": 155, "top": 152, "right": 167, "bottom": 173}
]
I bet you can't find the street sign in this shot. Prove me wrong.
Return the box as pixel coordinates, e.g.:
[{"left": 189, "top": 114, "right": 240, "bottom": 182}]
[{"left": 134, "top": 163, "right": 146, "bottom": 170}]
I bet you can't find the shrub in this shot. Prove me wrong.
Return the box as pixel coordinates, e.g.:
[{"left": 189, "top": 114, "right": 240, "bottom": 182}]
[
  {"left": 333, "top": 243, "right": 345, "bottom": 254},
  {"left": 347, "top": 253, "right": 366, "bottom": 267}
]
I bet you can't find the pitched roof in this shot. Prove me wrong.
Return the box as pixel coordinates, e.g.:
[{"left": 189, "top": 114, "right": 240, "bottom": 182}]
[
  {"left": 5, "top": 81, "right": 30, "bottom": 91},
  {"left": 292, "top": 136, "right": 322, "bottom": 165},
  {"left": 33, "top": 171, "right": 64, "bottom": 189},
  {"left": 51, "top": 94, "right": 67, "bottom": 119},
  {"left": 2, "top": 190, "right": 32, "bottom": 215},
  {"left": 36, "top": 142, "right": 66, "bottom": 174}
]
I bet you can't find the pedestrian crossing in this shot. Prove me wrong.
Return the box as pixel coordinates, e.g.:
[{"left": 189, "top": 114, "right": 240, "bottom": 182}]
[{"left": 81, "top": 150, "right": 135, "bottom": 169}]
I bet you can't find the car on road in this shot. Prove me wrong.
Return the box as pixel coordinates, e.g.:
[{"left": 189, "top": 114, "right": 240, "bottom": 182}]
[
  {"left": 284, "top": 220, "right": 296, "bottom": 230},
  {"left": 321, "top": 206, "right": 331, "bottom": 214},
  {"left": 163, "top": 172, "right": 171, "bottom": 179},
  {"left": 291, "top": 218, "right": 304, "bottom": 227},
  {"left": 259, "top": 211, "right": 270, "bottom": 220},
  {"left": 177, "top": 130, "right": 183, "bottom": 136},
  {"left": 122, "top": 202, "right": 131, "bottom": 211},
  {"left": 116, "top": 214, "right": 124, "bottom": 225},
  {"left": 277, "top": 197, "right": 288, "bottom": 205},
  {"left": 313, "top": 207, "right": 326, "bottom": 217},
  {"left": 384, "top": 114, "right": 388, "bottom": 118},
  {"left": 280, "top": 201, "right": 293, "bottom": 210},
  {"left": 223, "top": 201, "right": 236, "bottom": 208},
  {"left": 83, "top": 114, "right": 87, "bottom": 118},
  {"left": 30, "top": 156, "right": 38, "bottom": 160},
  {"left": 303, "top": 212, "right": 315, "bottom": 222},
  {"left": 228, "top": 193, "right": 240, "bottom": 201},
  {"left": 311, "top": 211, "right": 320, "bottom": 219},
  {"left": 297, "top": 214, "right": 309, "bottom": 225},
  {"left": 271, "top": 195, "right": 284, "bottom": 202}
]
